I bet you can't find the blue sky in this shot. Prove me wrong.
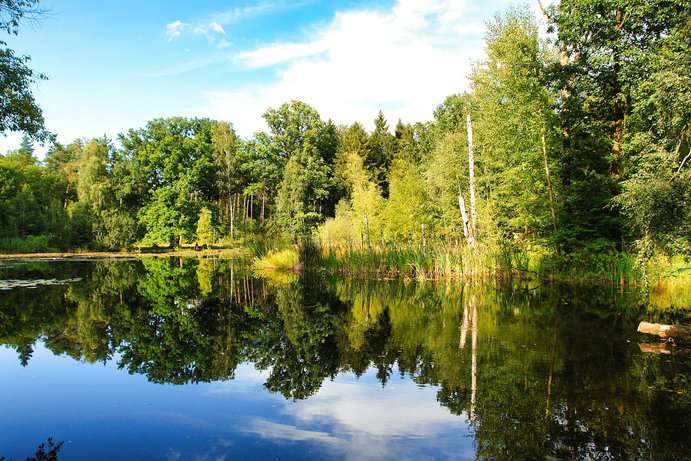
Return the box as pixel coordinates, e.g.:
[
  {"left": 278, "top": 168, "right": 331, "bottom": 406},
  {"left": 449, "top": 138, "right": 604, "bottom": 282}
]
[{"left": 2, "top": 0, "right": 541, "bottom": 153}]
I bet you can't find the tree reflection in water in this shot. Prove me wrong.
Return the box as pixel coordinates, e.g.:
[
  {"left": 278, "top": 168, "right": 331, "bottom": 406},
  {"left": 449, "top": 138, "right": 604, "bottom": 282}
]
[{"left": 0, "top": 258, "right": 689, "bottom": 460}]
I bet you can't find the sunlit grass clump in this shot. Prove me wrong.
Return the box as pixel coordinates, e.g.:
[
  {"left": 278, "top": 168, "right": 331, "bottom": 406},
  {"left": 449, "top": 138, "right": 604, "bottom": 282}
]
[{"left": 253, "top": 248, "right": 301, "bottom": 272}]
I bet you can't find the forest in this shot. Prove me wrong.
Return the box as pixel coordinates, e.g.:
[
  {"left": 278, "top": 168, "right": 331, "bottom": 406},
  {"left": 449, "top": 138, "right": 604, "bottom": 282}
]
[{"left": 1, "top": 1, "right": 689, "bottom": 275}]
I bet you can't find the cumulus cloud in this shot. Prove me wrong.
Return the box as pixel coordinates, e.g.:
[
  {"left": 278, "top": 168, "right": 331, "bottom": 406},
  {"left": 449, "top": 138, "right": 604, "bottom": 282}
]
[
  {"left": 242, "top": 373, "right": 474, "bottom": 461},
  {"left": 196, "top": 0, "right": 492, "bottom": 136},
  {"left": 286, "top": 379, "right": 465, "bottom": 437}
]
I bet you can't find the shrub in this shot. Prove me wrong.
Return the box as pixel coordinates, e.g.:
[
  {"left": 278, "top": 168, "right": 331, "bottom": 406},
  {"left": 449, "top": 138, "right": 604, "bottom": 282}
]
[{"left": 0, "top": 234, "right": 56, "bottom": 253}]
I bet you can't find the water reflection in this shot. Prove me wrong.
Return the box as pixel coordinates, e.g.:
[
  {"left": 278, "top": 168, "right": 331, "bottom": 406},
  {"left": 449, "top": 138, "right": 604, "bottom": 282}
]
[{"left": 0, "top": 258, "right": 689, "bottom": 460}]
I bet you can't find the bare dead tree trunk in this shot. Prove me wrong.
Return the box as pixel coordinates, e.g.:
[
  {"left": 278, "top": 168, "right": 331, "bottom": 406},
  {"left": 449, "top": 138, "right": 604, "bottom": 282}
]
[
  {"left": 249, "top": 194, "right": 254, "bottom": 220},
  {"left": 458, "top": 194, "right": 474, "bottom": 245},
  {"left": 466, "top": 114, "right": 477, "bottom": 238},
  {"left": 261, "top": 193, "right": 265, "bottom": 223}
]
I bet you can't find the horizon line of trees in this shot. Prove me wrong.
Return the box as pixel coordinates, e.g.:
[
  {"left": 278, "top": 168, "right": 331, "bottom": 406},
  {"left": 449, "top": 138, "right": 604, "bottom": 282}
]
[{"left": 0, "top": 1, "right": 689, "bottom": 258}]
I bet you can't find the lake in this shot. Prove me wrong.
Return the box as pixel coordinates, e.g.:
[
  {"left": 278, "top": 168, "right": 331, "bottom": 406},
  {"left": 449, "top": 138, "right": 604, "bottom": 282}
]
[{"left": 1, "top": 258, "right": 689, "bottom": 460}]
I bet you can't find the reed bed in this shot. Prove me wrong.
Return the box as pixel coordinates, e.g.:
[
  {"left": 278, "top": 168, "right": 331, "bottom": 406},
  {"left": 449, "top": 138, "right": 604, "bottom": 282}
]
[{"left": 315, "top": 241, "right": 684, "bottom": 287}]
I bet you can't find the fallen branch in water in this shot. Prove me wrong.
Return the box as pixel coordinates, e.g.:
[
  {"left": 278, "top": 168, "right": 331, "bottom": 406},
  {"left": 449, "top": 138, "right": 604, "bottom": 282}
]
[
  {"left": 639, "top": 342, "right": 691, "bottom": 356},
  {"left": 637, "top": 321, "right": 691, "bottom": 340}
]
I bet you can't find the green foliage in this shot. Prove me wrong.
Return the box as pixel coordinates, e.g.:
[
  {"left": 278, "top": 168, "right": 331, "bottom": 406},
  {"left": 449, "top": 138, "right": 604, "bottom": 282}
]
[
  {"left": 0, "top": 234, "right": 54, "bottom": 252},
  {"left": 65, "top": 201, "right": 93, "bottom": 247},
  {"left": 0, "top": 152, "right": 67, "bottom": 248},
  {"left": 0, "top": 41, "right": 49, "bottom": 142},
  {"left": 382, "top": 159, "right": 431, "bottom": 243},
  {"left": 94, "top": 209, "right": 138, "bottom": 250},
  {"left": 469, "top": 8, "right": 558, "bottom": 242},
  {"left": 549, "top": 0, "right": 689, "bottom": 250},
  {"left": 0, "top": 0, "right": 50, "bottom": 142},
  {"left": 275, "top": 151, "right": 331, "bottom": 238},
  {"left": 365, "top": 111, "right": 395, "bottom": 190},
  {"left": 195, "top": 207, "right": 214, "bottom": 245},
  {"left": 0, "top": 2, "right": 687, "bottom": 272}
]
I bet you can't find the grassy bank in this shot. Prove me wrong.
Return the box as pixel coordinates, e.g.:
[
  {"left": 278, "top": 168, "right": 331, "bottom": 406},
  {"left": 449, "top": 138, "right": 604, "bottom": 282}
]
[{"left": 316, "top": 242, "right": 689, "bottom": 287}]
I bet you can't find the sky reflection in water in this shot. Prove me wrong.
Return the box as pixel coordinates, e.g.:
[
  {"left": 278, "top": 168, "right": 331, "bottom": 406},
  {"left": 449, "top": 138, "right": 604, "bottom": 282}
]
[{"left": 0, "top": 258, "right": 689, "bottom": 460}]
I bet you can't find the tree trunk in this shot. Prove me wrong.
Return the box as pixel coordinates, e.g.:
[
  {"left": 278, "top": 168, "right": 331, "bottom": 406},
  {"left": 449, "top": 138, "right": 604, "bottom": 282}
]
[
  {"left": 466, "top": 114, "right": 477, "bottom": 238},
  {"left": 458, "top": 194, "right": 474, "bottom": 245},
  {"left": 261, "top": 194, "right": 265, "bottom": 223}
]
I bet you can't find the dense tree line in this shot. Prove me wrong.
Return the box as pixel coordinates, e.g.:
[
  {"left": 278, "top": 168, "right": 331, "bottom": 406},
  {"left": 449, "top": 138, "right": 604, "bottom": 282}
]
[{"left": 0, "top": 2, "right": 688, "bottom": 258}]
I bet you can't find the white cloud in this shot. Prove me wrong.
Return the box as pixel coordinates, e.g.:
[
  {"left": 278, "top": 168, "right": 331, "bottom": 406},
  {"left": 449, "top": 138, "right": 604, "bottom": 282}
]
[
  {"left": 196, "top": 0, "right": 491, "bottom": 136},
  {"left": 287, "top": 379, "right": 465, "bottom": 437},
  {"left": 246, "top": 420, "right": 347, "bottom": 447},
  {"left": 236, "top": 40, "right": 329, "bottom": 68},
  {"left": 194, "top": 22, "right": 227, "bottom": 39},
  {"left": 165, "top": 1, "right": 309, "bottom": 46},
  {"left": 209, "top": 21, "right": 225, "bottom": 34},
  {"left": 165, "top": 20, "right": 185, "bottom": 40},
  {"left": 212, "top": 0, "right": 312, "bottom": 24},
  {"left": 242, "top": 372, "right": 474, "bottom": 461}
]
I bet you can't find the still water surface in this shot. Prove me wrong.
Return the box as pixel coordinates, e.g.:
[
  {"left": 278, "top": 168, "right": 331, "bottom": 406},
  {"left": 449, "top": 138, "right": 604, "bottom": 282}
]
[{"left": 0, "top": 258, "right": 689, "bottom": 460}]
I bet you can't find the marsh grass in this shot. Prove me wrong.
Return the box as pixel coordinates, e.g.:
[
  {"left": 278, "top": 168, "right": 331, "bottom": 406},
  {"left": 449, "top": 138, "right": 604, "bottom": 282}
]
[
  {"left": 319, "top": 243, "right": 501, "bottom": 281},
  {"left": 316, "top": 241, "right": 687, "bottom": 289},
  {"left": 253, "top": 248, "right": 301, "bottom": 273}
]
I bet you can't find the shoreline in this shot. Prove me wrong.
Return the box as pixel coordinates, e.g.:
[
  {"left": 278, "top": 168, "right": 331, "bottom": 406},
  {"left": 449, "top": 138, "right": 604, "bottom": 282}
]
[{"left": 0, "top": 248, "right": 246, "bottom": 260}]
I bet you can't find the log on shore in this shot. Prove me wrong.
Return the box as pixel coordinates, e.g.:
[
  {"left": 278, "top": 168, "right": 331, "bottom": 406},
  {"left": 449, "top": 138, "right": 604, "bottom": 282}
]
[{"left": 637, "top": 322, "right": 691, "bottom": 339}]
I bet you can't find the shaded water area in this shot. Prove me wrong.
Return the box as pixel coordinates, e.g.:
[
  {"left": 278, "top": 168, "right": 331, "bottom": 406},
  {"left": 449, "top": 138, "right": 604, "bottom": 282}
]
[{"left": 1, "top": 258, "right": 689, "bottom": 460}]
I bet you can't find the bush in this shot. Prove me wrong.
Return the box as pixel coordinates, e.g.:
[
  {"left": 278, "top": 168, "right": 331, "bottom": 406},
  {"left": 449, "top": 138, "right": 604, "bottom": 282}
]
[{"left": 0, "top": 234, "right": 57, "bottom": 253}]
